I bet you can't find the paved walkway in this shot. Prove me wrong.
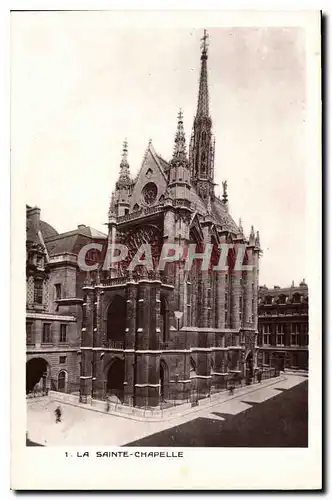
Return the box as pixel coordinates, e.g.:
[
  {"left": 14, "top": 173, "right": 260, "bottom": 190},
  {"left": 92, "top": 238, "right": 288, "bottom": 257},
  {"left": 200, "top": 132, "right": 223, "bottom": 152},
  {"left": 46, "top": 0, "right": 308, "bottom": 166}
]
[{"left": 27, "top": 374, "right": 307, "bottom": 447}]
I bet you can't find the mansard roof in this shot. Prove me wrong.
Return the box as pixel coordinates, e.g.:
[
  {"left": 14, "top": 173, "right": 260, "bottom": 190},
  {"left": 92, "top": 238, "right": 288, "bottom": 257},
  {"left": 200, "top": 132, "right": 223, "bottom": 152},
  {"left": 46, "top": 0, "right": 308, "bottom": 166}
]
[
  {"left": 45, "top": 224, "right": 107, "bottom": 256},
  {"left": 259, "top": 282, "right": 308, "bottom": 298}
]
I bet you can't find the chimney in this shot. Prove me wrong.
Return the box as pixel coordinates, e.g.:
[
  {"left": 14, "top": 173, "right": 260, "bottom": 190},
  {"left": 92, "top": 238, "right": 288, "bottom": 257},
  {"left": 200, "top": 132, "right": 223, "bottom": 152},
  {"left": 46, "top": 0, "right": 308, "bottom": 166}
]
[{"left": 27, "top": 206, "right": 41, "bottom": 232}]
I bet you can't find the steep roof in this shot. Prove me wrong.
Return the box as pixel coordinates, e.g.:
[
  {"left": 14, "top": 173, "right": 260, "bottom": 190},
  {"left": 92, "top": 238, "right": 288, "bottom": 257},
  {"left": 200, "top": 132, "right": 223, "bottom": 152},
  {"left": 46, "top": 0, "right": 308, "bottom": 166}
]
[
  {"left": 211, "top": 197, "right": 239, "bottom": 233},
  {"left": 45, "top": 225, "right": 107, "bottom": 256}
]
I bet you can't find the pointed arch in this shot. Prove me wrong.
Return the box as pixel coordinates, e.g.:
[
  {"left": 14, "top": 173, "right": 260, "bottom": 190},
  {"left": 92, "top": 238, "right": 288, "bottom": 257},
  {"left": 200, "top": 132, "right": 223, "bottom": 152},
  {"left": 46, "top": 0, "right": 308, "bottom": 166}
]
[{"left": 106, "top": 357, "right": 125, "bottom": 402}]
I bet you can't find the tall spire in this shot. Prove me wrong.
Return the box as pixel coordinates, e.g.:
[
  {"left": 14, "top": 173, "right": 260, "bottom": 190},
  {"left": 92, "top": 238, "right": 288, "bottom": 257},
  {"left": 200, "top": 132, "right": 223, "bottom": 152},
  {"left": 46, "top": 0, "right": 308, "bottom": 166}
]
[
  {"left": 190, "top": 29, "right": 214, "bottom": 201},
  {"left": 171, "top": 109, "right": 188, "bottom": 166},
  {"left": 116, "top": 139, "right": 131, "bottom": 189},
  {"left": 168, "top": 109, "right": 191, "bottom": 199},
  {"left": 196, "top": 29, "right": 210, "bottom": 118}
]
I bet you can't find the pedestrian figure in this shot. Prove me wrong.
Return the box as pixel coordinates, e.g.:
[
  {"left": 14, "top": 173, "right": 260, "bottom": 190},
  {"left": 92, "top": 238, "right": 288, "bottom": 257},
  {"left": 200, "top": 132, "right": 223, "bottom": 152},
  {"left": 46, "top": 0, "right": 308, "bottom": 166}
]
[
  {"left": 229, "top": 384, "right": 234, "bottom": 396},
  {"left": 54, "top": 405, "right": 62, "bottom": 423},
  {"left": 257, "top": 370, "right": 262, "bottom": 383},
  {"left": 105, "top": 399, "right": 110, "bottom": 413}
]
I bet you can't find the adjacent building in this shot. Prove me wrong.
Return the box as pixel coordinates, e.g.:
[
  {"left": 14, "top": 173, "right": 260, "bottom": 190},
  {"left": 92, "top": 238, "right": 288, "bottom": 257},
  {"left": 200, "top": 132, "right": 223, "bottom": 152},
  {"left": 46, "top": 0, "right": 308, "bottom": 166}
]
[
  {"left": 257, "top": 281, "right": 309, "bottom": 371},
  {"left": 26, "top": 204, "right": 106, "bottom": 394}
]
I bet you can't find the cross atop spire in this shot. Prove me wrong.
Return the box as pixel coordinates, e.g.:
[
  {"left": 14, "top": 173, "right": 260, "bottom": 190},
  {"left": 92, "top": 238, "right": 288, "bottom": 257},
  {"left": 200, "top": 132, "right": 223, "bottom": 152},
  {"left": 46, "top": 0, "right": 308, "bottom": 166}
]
[
  {"left": 116, "top": 138, "right": 131, "bottom": 189},
  {"left": 200, "top": 29, "right": 209, "bottom": 57},
  {"left": 196, "top": 29, "right": 210, "bottom": 117},
  {"left": 172, "top": 108, "right": 187, "bottom": 161}
]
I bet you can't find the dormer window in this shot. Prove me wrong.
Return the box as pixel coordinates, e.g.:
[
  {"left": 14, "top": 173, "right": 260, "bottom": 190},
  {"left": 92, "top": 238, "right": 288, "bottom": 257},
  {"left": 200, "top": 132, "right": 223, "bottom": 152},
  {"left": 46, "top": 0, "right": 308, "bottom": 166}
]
[
  {"left": 265, "top": 295, "right": 272, "bottom": 305},
  {"left": 278, "top": 295, "right": 286, "bottom": 305},
  {"left": 37, "top": 255, "right": 44, "bottom": 268}
]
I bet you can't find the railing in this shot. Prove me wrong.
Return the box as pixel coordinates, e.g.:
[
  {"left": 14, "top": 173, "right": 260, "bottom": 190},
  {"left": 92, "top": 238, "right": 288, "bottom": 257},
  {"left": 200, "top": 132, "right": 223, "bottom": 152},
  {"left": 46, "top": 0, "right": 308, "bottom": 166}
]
[
  {"left": 117, "top": 204, "right": 164, "bottom": 224},
  {"left": 159, "top": 339, "right": 187, "bottom": 350},
  {"left": 100, "top": 273, "right": 174, "bottom": 287},
  {"left": 103, "top": 340, "right": 124, "bottom": 350},
  {"left": 172, "top": 199, "right": 191, "bottom": 209}
]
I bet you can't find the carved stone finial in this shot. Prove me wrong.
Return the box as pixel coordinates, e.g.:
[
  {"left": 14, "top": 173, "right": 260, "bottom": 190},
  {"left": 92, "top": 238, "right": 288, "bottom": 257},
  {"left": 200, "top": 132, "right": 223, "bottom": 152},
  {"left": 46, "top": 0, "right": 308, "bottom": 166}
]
[
  {"left": 239, "top": 218, "right": 244, "bottom": 235},
  {"left": 116, "top": 138, "right": 131, "bottom": 189},
  {"left": 255, "top": 230, "right": 260, "bottom": 248}
]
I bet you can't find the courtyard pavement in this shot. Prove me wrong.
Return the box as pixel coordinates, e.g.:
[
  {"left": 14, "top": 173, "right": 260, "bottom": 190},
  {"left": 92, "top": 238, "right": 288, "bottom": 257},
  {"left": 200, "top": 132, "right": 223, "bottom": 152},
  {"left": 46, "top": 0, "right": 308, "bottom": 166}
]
[{"left": 26, "top": 374, "right": 307, "bottom": 447}]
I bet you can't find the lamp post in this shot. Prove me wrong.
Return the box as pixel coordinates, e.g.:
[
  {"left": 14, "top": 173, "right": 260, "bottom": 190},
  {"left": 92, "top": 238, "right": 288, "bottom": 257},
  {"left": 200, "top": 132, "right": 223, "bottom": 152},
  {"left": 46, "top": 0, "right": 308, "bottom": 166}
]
[{"left": 174, "top": 310, "right": 183, "bottom": 332}]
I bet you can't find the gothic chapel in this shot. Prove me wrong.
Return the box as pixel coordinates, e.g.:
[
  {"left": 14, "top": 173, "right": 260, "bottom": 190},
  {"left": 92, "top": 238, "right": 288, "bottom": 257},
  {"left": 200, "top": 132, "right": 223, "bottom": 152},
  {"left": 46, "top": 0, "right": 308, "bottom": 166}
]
[{"left": 80, "top": 31, "right": 261, "bottom": 407}]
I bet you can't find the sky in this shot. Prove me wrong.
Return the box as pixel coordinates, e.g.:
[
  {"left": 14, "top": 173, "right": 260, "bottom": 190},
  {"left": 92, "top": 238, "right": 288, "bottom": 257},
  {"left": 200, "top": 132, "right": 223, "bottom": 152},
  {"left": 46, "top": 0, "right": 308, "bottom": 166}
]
[{"left": 11, "top": 11, "right": 307, "bottom": 288}]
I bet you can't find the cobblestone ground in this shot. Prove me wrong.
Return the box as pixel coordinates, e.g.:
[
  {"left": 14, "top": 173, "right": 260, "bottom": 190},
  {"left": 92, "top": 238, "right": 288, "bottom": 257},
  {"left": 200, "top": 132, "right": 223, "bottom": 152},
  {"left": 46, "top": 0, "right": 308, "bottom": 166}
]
[
  {"left": 26, "top": 374, "right": 307, "bottom": 447},
  {"left": 126, "top": 379, "right": 308, "bottom": 447}
]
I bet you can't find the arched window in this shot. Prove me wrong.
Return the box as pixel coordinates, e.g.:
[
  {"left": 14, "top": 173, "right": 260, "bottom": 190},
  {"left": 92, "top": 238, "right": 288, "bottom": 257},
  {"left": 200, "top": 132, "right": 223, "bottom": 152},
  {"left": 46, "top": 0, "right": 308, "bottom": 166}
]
[
  {"left": 133, "top": 203, "right": 140, "bottom": 212},
  {"left": 58, "top": 371, "right": 67, "bottom": 392},
  {"left": 278, "top": 294, "right": 286, "bottom": 305}
]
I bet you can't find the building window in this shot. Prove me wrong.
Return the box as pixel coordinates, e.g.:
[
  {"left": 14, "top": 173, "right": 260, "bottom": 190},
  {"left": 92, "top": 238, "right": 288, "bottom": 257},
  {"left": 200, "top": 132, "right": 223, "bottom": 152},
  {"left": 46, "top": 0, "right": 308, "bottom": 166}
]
[
  {"left": 26, "top": 322, "right": 33, "bottom": 344},
  {"left": 304, "top": 334, "right": 309, "bottom": 346},
  {"left": 34, "top": 279, "right": 43, "bottom": 304},
  {"left": 263, "top": 324, "right": 271, "bottom": 345},
  {"left": 55, "top": 284, "right": 62, "bottom": 300},
  {"left": 59, "top": 356, "right": 66, "bottom": 364},
  {"left": 293, "top": 293, "right": 301, "bottom": 304},
  {"left": 291, "top": 324, "right": 300, "bottom": 346},
  {"left": 263, "top": 352, "right": 270, "bottom": 365},
  {"left": 265, "top": 295, "right": 272, "bottom": 305},
  {"left": 60, "top": 324, "right": 67, "bottom": 343},
  {"left": 225, "top": 311, "right": 228, "bottom": 326},
  {"left": 42, "top": 323, "right": 52, "bottom": 343},
  {"left": 276, "top": 324, "right": 284, "bottom": 346}
]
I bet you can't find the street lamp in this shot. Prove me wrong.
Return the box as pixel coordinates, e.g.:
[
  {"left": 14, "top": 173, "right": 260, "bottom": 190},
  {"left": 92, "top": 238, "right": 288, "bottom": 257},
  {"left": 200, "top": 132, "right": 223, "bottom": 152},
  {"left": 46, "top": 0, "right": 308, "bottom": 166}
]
[{"left": 174, "top": 310, "right": 183, "bottom": 332}]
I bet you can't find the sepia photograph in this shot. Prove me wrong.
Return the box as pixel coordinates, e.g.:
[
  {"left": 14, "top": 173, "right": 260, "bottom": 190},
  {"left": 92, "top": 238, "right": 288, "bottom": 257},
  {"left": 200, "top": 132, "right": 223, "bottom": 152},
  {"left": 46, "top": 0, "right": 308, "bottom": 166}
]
[{"left": 10, "top": 8, "right": 322, "bottom": 490}]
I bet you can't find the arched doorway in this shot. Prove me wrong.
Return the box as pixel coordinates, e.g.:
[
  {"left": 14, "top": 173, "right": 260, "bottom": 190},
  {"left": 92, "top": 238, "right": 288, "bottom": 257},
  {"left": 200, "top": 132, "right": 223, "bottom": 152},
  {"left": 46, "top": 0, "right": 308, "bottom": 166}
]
[
  {"left": 107, "top": 296, "right": 126, "bottom": 346},
  {"left": 26, "top": 358, "right": 48, "bottom": 394},
  {"left": 245, "top": 351, "right": 254, "bottom": 381},
  {"left": 159, "top": 360, "right": 169, "bottom": 402},
  {"left": 106, "top": 358, "right": 125, "bottom": 402},
  {"left": 58, "top": 371, "right": 67, "bottom": 392}
]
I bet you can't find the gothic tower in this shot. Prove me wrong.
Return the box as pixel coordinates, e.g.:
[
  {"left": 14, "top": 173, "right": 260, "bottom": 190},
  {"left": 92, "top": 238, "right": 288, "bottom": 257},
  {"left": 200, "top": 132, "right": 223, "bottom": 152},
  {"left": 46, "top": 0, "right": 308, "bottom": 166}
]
[{"left": 189, "top": 30, "right": 215, "bottom": 203}]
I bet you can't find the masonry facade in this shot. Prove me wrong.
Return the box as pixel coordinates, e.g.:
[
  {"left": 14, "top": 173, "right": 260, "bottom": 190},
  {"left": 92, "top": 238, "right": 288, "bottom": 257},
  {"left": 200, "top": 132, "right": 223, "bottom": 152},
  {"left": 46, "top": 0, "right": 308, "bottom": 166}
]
[
  {"left": 26, "top": 205, "right": 106, "bottom": 394},
  {"left": 80, "top": 32, "right": 262, "bottom": 407},
  {"left": 257, "top": 281, "right": 309, "bottom": 372}
]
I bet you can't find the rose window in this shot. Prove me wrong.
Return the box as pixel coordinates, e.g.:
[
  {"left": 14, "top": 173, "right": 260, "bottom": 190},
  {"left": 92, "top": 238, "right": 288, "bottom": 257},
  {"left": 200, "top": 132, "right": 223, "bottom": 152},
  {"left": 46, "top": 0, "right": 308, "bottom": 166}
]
[{"left": 142, "top": 182, "right": 158, "bottom": 205}]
